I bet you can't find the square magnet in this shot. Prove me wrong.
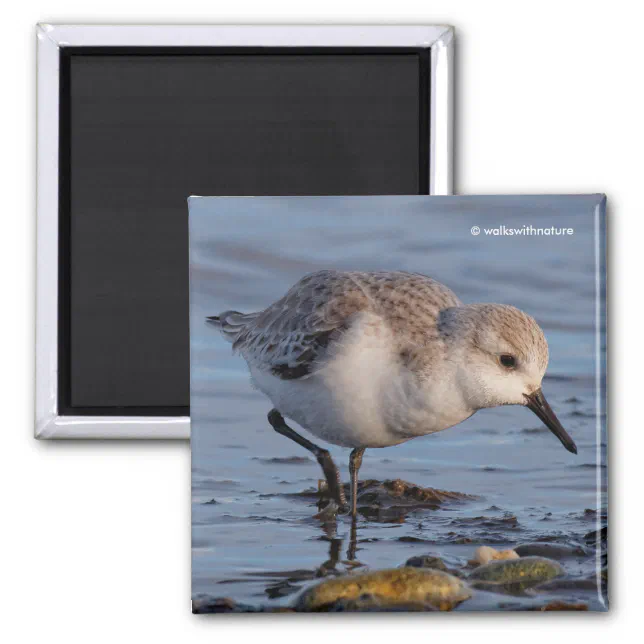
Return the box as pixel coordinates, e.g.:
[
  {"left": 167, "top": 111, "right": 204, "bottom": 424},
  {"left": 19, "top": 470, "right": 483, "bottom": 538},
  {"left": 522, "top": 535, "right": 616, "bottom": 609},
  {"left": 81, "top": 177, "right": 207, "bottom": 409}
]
[
  {"left": 188, "top": 195, "right": 607, "bottom": 612},
  {"left": 35, "top": 24, "right": 454, "bottom": 439}
]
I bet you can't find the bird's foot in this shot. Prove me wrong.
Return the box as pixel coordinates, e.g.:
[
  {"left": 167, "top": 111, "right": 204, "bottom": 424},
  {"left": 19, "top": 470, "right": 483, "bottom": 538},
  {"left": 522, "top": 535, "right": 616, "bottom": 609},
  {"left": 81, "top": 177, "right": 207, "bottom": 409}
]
[{"left": 317, "top": 479, "right": 349, "bottom": 515}]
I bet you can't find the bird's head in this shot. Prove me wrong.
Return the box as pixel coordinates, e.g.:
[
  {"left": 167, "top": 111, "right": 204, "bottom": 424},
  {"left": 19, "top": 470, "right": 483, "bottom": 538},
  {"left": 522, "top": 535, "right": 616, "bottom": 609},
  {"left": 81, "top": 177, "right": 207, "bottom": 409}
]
[{"left": 439, "top": 303, "right": 577, "bottom": 454}]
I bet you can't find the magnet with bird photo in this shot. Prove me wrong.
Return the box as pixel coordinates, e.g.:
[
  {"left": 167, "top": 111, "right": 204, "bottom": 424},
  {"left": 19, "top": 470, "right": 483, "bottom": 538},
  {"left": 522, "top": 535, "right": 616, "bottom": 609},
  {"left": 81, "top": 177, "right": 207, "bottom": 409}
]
[{"left": 189, "top": 195, "right": 607, "bottom": 613}]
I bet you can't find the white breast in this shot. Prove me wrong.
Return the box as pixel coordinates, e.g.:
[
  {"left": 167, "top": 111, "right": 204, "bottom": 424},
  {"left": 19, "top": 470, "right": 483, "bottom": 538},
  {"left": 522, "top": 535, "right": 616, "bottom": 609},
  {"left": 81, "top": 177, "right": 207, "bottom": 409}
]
[{"left": 249, "top": 312, "right": 471, "bottom": 449}]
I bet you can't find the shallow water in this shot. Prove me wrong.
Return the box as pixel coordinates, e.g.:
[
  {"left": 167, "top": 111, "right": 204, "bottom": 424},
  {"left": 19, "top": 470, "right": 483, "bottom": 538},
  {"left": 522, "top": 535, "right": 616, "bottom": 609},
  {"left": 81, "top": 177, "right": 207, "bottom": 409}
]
[{"left": 190, "top": 196, "right": 607, "bottom": 611}]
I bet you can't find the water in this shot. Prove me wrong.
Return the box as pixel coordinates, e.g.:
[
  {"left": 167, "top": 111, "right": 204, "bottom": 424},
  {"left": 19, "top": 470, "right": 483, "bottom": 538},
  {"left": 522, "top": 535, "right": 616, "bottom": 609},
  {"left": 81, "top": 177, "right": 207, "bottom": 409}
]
[{"left": 189, "top": 196, "right": 607, "bottom": 611}]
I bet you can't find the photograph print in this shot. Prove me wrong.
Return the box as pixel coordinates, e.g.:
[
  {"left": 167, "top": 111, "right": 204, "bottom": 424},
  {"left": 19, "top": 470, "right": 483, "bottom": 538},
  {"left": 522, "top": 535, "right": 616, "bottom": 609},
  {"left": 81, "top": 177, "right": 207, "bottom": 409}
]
[{"left": 189, "top": 195, "right": 607, "bottom": 613}]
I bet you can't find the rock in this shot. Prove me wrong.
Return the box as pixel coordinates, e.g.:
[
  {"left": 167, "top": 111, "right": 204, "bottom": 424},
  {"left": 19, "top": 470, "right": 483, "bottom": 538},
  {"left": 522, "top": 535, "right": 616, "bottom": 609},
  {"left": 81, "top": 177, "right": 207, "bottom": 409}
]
[
  {"left": 192, "top": 595, "right": 258, "bottom": 614},
  {"left": 320, "top": 478, "right": 473, "bottom": 505},
  {"left": 584, "top": 526, "right": 608, "bottom": 547},
  {"left": 192, "top": 595, "right": 298, "bottom": 613},
  {"left": 531, "top": 578, "right": 599, "bottom": 593},
  {"left": 404, "top": 555, "right": 450, "bottom": 572},
  {"left": 514, "top": 542, "right": 587, "bottom": 559},
  {"left": 313, "top": 478, "right": 475, "bottom": 521},
  {"left": 296, "top": 567, "right": 471, "bottom": 612},
  {"left": 316, "top": 595, "right": 436, "bottom": 612},
  {"left": 366, "top": 479, "right": 475, "bottom": 504},
  {"left": 468, "top": 556, "right": 565, "bottom": 594},
  {"left": 532, "top": 600, "right": 589, "bottom": 611},
  {"left": 356, "top": 479, "right": 475, "bottom": 521},
  {"left": 473, "top": 546, "right": 520, "bottom": 566},
  {"left": 404, "top": 553, "right": 466, "bottom": 578}
]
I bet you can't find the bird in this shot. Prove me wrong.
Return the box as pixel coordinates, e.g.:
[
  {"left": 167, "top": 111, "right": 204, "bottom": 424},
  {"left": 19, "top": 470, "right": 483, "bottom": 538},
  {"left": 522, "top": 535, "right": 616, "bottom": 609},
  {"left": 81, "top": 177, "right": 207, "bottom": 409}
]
[{"left": 206, "top": 270, "right": 577, "bottom": 517}]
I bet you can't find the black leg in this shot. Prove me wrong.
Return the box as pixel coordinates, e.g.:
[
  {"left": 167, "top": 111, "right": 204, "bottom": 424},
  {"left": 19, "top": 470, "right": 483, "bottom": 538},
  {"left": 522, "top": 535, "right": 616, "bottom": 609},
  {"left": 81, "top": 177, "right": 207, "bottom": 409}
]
[
  {"left": 349, "top": 447, "right": 365, "bottom": 517},
  {"left": 267, "top": 409, "right": 347, "bottom": 510}
]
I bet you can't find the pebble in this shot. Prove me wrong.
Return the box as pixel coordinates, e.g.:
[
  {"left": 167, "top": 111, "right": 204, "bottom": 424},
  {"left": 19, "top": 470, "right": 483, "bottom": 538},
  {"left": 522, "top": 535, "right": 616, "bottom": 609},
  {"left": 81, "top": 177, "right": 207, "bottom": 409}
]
[{"left": 473, "top": 545, "right": 520, "bottom": 566}]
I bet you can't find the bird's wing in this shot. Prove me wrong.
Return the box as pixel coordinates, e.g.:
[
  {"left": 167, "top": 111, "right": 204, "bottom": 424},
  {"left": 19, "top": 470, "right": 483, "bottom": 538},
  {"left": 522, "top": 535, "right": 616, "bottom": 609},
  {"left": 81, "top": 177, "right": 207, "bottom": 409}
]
[
  {"left": 229, "top": 271, "right": 363, "bottom": 379},
  {"left": 224, "top": 270, "right": 461, "bottom": 380}
]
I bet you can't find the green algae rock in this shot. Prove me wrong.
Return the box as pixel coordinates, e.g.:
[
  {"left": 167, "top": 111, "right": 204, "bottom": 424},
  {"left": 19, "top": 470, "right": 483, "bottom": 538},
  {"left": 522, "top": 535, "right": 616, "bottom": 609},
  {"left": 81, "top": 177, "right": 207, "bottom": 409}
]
[
  {"left": 468, "top": 556, "right": 565, "bottom": 594},
  {"left": 296, "top": 567, "right": 471, "bottom": 612}
]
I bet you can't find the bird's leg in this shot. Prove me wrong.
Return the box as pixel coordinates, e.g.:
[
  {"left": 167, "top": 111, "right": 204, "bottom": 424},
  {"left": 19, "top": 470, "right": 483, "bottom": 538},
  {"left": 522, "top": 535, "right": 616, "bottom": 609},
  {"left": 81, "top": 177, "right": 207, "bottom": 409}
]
[
  {"left": 349, "top": 447, "right": 365, "bottom": 518},
  {"left": 267, "top": 409, "right": 347, "bottom": 510}
]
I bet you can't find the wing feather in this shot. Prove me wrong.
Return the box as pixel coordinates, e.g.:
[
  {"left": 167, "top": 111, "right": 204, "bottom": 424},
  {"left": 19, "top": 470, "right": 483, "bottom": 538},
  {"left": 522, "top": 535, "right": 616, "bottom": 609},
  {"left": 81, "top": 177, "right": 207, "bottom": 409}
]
[{"left": 208, "top": 270, "right": 461, "bottom": 380}]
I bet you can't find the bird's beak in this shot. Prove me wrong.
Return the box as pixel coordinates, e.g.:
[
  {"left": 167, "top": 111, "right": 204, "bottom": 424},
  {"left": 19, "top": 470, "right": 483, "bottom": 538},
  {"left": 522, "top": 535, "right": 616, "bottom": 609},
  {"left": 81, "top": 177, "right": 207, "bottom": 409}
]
[{"left": 524, "top": 389, "right": 577, "bottom": 454}]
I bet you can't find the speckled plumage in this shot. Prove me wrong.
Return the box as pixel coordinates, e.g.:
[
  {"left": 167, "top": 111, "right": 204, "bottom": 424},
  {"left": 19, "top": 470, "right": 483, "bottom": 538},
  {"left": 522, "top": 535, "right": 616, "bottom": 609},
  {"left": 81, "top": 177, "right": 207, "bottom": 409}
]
[
  {"left": 216, "top": 270, "right": 462, "bottom": 379},
  {"left": 207, "top": 270, "right": 555, "bottom": 451}
]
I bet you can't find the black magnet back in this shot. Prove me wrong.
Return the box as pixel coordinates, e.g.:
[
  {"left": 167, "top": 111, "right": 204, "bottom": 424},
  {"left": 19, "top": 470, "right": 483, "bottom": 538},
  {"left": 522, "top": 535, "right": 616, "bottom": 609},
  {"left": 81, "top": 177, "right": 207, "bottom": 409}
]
[{"left": 58, "top": 48, "right": 430, "bottom": 416}]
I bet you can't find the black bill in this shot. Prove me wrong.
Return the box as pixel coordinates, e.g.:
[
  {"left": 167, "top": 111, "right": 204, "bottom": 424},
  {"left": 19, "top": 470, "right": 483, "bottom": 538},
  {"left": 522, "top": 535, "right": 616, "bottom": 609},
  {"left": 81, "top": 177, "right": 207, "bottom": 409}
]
[{"left": 525, "top": 389, "right": 577, "bottom": 454}]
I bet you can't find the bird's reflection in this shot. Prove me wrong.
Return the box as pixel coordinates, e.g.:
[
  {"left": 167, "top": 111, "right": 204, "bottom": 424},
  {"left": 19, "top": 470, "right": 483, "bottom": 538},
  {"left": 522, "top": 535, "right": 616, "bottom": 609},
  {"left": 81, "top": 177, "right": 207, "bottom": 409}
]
[
  {"left": 347, "top": 518, "right": 358, "bottom": 561},
  {"left": 249, "top": 504, "right": 366, "bottom": 601},
  {"left": 317, "top": 514, "right": 360, "bottom": 574}
]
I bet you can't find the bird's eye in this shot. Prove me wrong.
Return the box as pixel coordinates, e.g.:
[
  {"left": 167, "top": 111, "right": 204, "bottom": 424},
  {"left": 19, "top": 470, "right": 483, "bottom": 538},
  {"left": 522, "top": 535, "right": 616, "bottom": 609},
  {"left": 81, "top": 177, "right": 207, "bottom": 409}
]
[{"left": 499, "top": 354, "right": 517, "bottom": 369}]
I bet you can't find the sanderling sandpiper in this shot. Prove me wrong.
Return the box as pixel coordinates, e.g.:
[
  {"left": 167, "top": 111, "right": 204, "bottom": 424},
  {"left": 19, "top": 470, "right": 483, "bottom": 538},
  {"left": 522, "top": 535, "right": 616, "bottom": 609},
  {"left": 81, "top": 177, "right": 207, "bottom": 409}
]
[{"left": 207, "top": 270, "right": 577, "bottom": 516}]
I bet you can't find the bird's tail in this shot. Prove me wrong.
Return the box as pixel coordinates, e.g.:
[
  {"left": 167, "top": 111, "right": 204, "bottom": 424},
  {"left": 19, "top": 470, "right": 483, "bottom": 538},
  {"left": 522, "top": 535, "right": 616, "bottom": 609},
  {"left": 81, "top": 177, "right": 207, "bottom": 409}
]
[{"left": 206, "top": 310, "right": 257, "bottom": 344}]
